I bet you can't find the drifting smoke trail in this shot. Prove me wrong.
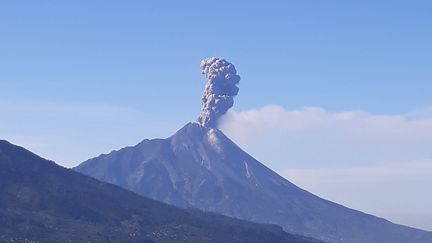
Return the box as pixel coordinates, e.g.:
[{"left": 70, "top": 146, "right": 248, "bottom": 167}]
[{"left": 197, "top": 57, "right": 240, "bottom": 128}]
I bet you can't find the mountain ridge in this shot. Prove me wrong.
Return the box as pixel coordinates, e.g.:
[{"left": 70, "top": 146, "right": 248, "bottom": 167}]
[
  {"left": 0, "top": 139, "right": 320, "bottom": 243},
  {"left": 75, "top": 122, "right": 432, "bottom": 243}
]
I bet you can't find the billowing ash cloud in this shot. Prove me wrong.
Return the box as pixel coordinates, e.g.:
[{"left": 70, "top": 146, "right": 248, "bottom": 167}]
[{"left": 197, "top": 57, "right": 240, "bottom": 128}]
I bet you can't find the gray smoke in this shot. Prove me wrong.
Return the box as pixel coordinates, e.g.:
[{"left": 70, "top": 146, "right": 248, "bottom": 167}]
[{"left": 197, "top": 57, "right": 240, "bottom": 128}]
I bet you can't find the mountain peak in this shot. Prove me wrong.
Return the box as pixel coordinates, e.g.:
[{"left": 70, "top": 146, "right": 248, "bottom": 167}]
[
  {"left": 2, "top": 140, "right": 320, "bottom": 243},
  {"left": 169, "top": 122, "right": 233, "bottom": 155},
  {"left": 75, "top": 123, "right": 432, "bottom": 243},
  {"left": 170, "top": 122, "right": 208, "bottom": 138}
]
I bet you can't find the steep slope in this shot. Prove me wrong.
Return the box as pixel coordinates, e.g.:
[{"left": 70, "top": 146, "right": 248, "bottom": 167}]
[
  {"left": 0, "top": 140, "right": 320, "bottom": 243},
  {"left": 76, "top": 122, "right": 432, "bottom": 243}
]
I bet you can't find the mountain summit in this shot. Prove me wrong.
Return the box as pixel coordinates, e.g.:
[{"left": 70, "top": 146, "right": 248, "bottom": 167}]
[
  {"left": 0, "top": 139, "right": 321, "bottom": 243},
  {"left": 75, "top": 122, "right": 432, "bottom": 243}
]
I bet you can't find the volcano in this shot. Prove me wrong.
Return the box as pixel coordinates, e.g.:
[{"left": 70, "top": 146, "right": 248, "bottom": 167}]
[
  {"left": 0, "top": 139, "right": 322, "bottom": 243},
  {"left": 75, "top": 122, "right": 432, "bottom": 243}
]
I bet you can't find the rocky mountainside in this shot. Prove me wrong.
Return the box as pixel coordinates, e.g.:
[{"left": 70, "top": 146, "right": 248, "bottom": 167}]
[
  {"left": 0, "top": 139, "right": 320, "bottom": 243},
  {"left": 76, "top": 122, "right": 432, "bottom": 243}
]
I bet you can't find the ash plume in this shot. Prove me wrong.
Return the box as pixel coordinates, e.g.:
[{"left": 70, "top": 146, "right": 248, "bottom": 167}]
[{"left": 197, "top": 57, "right": 240, "bottom": 128}]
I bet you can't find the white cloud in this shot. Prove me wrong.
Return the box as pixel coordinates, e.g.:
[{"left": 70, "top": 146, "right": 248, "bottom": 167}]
[
  {"left": 219, "top": 105, "right": 432, "bottom": 169},
  {"left": 219, "top": 105, "right": 432, "bottom": 231}
]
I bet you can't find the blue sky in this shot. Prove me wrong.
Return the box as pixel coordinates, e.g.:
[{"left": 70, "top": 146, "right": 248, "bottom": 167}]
[
  {"left": 2, "top": 1, "right": 431, "bottom": 115},
  {"left": 1, "top": 0, "right": 432, "bottom": 230}
]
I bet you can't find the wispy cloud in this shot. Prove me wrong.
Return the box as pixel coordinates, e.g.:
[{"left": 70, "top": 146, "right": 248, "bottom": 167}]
[{"left": 219, "top": 105, "right": 432, "bottom": 168}]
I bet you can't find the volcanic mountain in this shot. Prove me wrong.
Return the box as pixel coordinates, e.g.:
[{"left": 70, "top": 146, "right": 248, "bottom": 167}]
[
  {"left": 0, "top": 139, "right": 321, "bottom": 243},
  {"left": 76, "top": 122, "right": 432, "bottom": 243}
]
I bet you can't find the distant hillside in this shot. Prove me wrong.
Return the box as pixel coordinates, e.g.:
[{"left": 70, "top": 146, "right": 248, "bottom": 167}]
[
  {"left": 0, "top": 140, "right": 320, "bottom": 243},
  {"left": 76, "top": 122, "right": 432, "bottom": 243}
]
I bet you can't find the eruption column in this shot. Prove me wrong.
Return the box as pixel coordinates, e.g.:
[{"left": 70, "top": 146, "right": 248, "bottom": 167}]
[{"left": 197, "top": 57, "right": 240, "bottom": 128}]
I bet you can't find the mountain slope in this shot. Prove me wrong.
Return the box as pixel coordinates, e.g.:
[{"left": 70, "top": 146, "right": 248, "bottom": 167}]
[
  {"left": 0, "top": 139, "right": 320, "bottom": 243},
  {"left": 76, "top": 122, "right": 432, "bottom": 243}
]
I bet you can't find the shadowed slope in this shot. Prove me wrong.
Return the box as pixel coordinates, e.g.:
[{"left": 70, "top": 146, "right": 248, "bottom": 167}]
[{"left": 0, "top": 140, "right": 320, "bottom": 243}]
